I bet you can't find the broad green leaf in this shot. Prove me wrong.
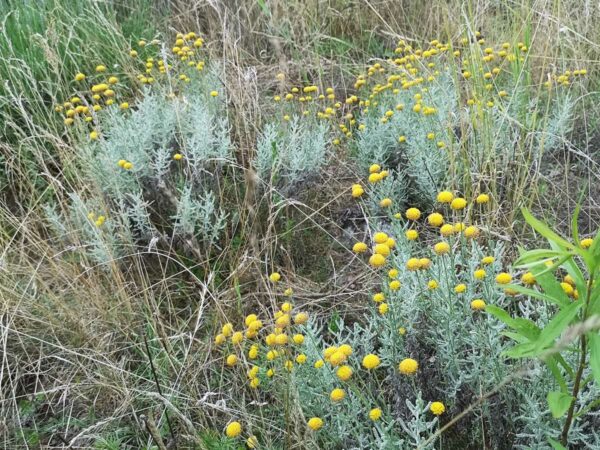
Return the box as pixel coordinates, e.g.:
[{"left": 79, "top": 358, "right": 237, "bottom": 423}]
[
  {"left": 502, "top": 331, "right": 529, "bottom": 343},
  {"left": 504, "top": 342, "right": 537, "bottom": 358},
  {"left": 547, "top": 391, "right": 574, "bottom": 418},
  {"left": 486, "top": 305, "right": 540, "bottom": 340},
  {"left": 522, "top": 208, "right": 574, "bottom": 250},
  {"left": 588, "top": 331, "right": 600, "bottom": 386},
  {"left": 501, "top": 283, "right": 569, "bottom": 308},
  {"left": 534, "top": 302, "right": 583, "bottom": 354},
  {"left": 515, "top": 249, "right": 570, "bottom": 267},
  {"left": 547, "top": 437, "right": 568, "bottom": 450}
]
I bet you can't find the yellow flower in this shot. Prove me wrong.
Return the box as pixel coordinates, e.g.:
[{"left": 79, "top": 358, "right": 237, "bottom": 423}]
[
  {"left": 464, "top": 226, "right": 480, "bottom": 238},
  {"left": 496, "top": 273, "right": 512, "bottom": 284},
  {"left": 373, "top": 292, "right": 385, "bottom": 303},
  {"left": 433, "top": 241, "right": 450, "bottom": 255},
  {"left": 389, "top": 280, "right": 401, "bottom": 290},
  {"left": 430, "top": 402, "right": 445, "bottom": 415},
  {"left": 362, "top": 354, "right": 381, "bottom": 369},
  {"left": 405, "top": 208, "right": 421, "bottom": 221},
  {"left": 296, "top": 353, "right": 307, "bottom": 364},
  {"left": 437, "top": 191, "right": 454, "bottom": 203},
  {"left": 90, "top": 131, "right": 99, "bottom": 140},
  {"left": 293, "top": 334, "right": 305, "bottom": 345},
  {"left": 339, "top": 344, "right": 353, "bottom": 356},
  {"left": 231, "top": 331, "right": 244, "bottom": 345},
  {"left": 294, "top": 312, "right": 308, "bottom": 324},
  {"left": 374, "top": 243, "right": 391, "bottom": 257},
  {"left": 215, "top": 334, "right": 226, "bottom": 345},
  {"left": 95, "top": 65, "right": 106, "bottom": 73},
  {"left": 427, "top": 213, "right": 444, "bottom": 227},
  {"left": 380, "top": 198, "right": 392, "bottom": 208},
  {"left": 222, "top": 323, "right": 233, "bottom": 337},
  {"left": 561, "top": 282, "right": 574, "bottom": 296},
  {"left": 120, "top": 102, "right": 129, "bottom": 110},
  {"left": 352, "top": 185, "right": 364, "bottom": 198},
  {"left": 406, "top": 258, "right": 421, "bottom": 271},
  {"left": 329, "top": 350, "right": 347, "bottom": 366},
  {"left": 521, "top": 272, "right": 536, "bottom": 285},
  {"left": 369, "top": 164, "right": 381, "bottom": 173},
  {"left": 398, "top": 358, "right": 418, "bottom": 375},
  {"left": 330, "top": 388, "right": 346, "bottom": 402},
  {"left": 476, "top": 194, "right": 490, "bottom": 204},
  {"left": 353, "top": 242, "right": 368, "bottom": 253},
  {"left": 369, "top": 408, "right": 383, "bottom": 421},
  {"left": 226, "top": 354, "right": 238, "bottom": 366},
  {"left": 481, "top": 256, "right": 495, "bottom": 265},
  {"left": 474, "top": 269, "right": 486, "bottom": 280},
  {"left": 428, "top": 280, "right": 438, "bottom": 290},
  {"left": 416, "top": 258, "right": 430, "bottom": 271},
  {"left": 74, "top": 72, "right": 86, "bottom": 81},
  {"left": 275, "top": 334, "right": 288, "bottom": 345},
  {"left": 451, "top": 197, "right": 467, "bottom": 210},
  {"left": 336, "top": 365, "right": 353, "bottom": 381},
  {"left": 440, "top": 224, "right": 454, "bottom": 237},
  {"left": 454, "top": 284, "right": 466, "bottom": 294},
  {"left": 378, "top": 303, "right": 389, "bottom": 315},
  {"left": 225, "top": 421, "right": 242, "bottom": 438},
  {"left": 373, "top": 232, "right": 389, "bottom": 244},
  {"left": 405, "top": 229, "right": 419, "bottom": 240},
  {"left": 248, "top": 345, "right": 259, "bottom": 359},
  {"left": 314, "top": 359, "right": 324, "bottom": 369},
  {"left": 581, "top": 238, "right": 594, "bottom": 249},
  {"left": 210, "top": 90, "right": 219, "bottom": 97},
  {"left": 369, "top": 254, "right": 386, "bottom": 268},
  {"left": 388, "top": 268, "right": 399, "bottom": 278},
  {"left": 269, "top": 272, "right": 281, "bottom": 282},
  {"left": 307, "top": 417, "right": 323, "bottom": 431},
  {"left": 471, "top": 299, "right": 486, "bottom": 310},
  {"left": 246, "top": 436, "right": 258, "bottom": 448}
]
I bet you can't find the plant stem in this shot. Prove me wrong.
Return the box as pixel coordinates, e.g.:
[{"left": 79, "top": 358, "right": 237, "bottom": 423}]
[
  {"left": 560, "top": 273, "right": 594, "bottom": 445},
  {"left": 560, "top": 336, "right": 587, "bottom": 445}
]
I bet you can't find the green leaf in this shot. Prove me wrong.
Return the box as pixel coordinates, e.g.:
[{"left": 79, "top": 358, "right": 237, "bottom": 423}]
[
  {"left": 571, "top": 201, "right": 581, "bottom": 248},
  {"left": 547, "top": 437, "right": 567, "bottom": 450},
  {"left": 547, "top": 391, "right": 574, "bottom": 418},
  {"left": 486, "top": 305, "right": 540, "bottom": 340},
  {"left": 544, "top": 356, "right": 568, "bottom": 392},
  {"left": 514, "top": 249, "right": 570, "bottom": 267},
  {"left": 500, "top": 283, "right": 569, "bottom": 308},
  {"left": 522, "top": 208, "right": 574, "bottom": 250},
  {"left": 534, "top": 301, "right": 583, "bottom": 354},
  {"left": 504, "top": 342, "right": 537, "bottom": 358},
  {"left": 588, "top": 331, "right": 600, "bottom": 386}
]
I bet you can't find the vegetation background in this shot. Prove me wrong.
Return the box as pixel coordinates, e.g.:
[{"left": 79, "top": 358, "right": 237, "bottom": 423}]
[{"left": 1, "top": 0, "right": 599, "bottom": 448}]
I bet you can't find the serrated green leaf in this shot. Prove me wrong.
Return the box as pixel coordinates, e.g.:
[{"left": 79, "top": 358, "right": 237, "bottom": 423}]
[{"left": 547, "top": 391, "right": 573, "bottom": 418}]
